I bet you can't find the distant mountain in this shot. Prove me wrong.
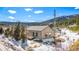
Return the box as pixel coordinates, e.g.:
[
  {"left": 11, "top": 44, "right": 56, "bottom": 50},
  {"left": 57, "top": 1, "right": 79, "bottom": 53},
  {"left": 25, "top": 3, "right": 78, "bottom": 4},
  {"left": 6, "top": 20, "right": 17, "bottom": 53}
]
[
  {"left": 0, "top": 14, "right": 79, "bottom": 26},
  {"left": 0, "top": 22, "right": 42, "bottom": 26},
  {"left": 42, "top": 14, "right": 79, "bottom": 25}
]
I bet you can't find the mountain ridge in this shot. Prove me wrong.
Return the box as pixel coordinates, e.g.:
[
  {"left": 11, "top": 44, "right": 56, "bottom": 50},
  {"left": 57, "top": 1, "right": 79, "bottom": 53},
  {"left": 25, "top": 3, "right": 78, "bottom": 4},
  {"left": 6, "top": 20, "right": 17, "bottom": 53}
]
[{"left": 0, "top": 14, "right": 79, "bottom": 26}]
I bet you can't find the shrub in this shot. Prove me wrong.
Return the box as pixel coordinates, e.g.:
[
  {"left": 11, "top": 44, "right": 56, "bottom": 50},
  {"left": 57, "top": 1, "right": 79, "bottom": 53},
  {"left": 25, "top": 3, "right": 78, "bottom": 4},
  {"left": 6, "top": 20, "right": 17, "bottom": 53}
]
[{"left": 69, "top": 40, "right": 79, "bottom": 51}]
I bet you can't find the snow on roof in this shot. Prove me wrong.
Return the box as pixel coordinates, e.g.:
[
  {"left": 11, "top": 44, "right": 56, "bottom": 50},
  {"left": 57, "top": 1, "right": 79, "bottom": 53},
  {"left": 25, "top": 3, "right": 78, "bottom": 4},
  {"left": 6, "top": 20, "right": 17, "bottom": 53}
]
[{"left": 27, "top": 25, "right": 48, "bottom": 31}]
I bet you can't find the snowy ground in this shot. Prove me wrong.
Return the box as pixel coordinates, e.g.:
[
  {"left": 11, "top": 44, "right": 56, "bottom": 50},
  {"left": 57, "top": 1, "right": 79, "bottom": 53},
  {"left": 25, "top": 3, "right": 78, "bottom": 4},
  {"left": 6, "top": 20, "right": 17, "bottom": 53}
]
[
  {"left": 0, "top": 28, "right": 79, "bottom": 51},
  {"left": 0, "top": 34, "right": 24, "bottom": 51},
  {"left": 60, "top": 28, "right": 79, "bottom": 50}
]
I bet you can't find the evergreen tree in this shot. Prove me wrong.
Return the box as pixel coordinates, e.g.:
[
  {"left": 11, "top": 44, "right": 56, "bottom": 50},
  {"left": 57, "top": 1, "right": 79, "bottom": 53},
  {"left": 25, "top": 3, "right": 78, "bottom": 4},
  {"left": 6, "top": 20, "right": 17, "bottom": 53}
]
[
  {"left": 13, "top": 22, "right": 21, "bottom": 41},
  {"left": 0, "top": 27, "right": 4, "bottom": 34},
  {"left": 9, "top": 27, "right": 14, "bottom": 37},
  {"left": 4, "top": 28, "right": 10, "bottom": 37},
  {"left": 20, "top": 25, "right": 26, "bottom": 43},
  {"left": 76, "top": 18, "right": 79, "bottom": 25}
]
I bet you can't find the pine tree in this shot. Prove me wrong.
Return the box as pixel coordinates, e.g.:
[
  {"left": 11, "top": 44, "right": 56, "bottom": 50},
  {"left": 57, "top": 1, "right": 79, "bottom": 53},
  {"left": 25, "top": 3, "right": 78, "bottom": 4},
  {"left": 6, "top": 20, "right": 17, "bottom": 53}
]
[
  {"left": 20, "top": 25, "right": 26, "bottom": 43},
  {"left": 4, "top": 28, "right": 10, "bottom": 37},
  {"left": 9, "top": 27, "right": 14, "bottom": 37},
  {"left": 13, "top": 22, "right": 21, "bottom": 41},
  {"left": 0, "top": 27, "right": 4, "bottom": 34}
]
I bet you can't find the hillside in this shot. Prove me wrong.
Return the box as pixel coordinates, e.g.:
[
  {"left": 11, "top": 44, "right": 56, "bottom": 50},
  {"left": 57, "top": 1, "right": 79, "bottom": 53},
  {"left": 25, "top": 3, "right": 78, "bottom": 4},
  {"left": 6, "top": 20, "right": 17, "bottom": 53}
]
[{"left": 42, "top": 14, "right": 79, "bottom": 25}]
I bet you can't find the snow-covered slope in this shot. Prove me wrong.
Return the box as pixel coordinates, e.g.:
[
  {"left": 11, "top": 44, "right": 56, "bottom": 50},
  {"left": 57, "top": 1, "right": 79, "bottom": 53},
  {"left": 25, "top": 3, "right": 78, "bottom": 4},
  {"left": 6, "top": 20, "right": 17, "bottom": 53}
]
[
  {"left": 60, "top": 28, "right": 79, "bottom": 50},
  {"left": 0, "top": 34, "right": 24, "bottom": 51},
  {"left": 0, "top": 28, "right": 79, "bottom": 51}
]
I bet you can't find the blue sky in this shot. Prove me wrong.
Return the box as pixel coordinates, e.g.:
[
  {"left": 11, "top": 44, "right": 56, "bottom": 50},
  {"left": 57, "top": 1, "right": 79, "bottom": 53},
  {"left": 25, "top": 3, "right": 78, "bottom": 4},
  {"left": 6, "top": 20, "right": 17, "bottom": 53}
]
[{"left": 0, "top": 7, "right": 79, "bottom": 22}]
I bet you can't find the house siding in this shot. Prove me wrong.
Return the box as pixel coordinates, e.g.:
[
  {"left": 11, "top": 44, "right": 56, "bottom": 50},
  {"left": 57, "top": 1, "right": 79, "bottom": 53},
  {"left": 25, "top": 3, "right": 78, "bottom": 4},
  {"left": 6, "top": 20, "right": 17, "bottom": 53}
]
[{"left": 41, "top": 26, "right": 54, "bottom": 39}]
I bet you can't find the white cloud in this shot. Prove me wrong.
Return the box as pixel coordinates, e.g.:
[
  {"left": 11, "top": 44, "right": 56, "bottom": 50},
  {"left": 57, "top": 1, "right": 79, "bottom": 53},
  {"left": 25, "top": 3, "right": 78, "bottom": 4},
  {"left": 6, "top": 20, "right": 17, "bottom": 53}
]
[
  {"left": 34, "top": 10, "right": 44, "bottom": 14},
  {"left": 23, "top": 19, "right": 36, "bottom": 22},
  {"left": 8, "top": 16, "right": 15, "bottom": 19},
  {"left": 47, "top": 16, "right": 50, "bottom": 18},
  {"left": 74, "top": 7, "right": 79, "bottom": 9},
  {"left": 25, "top": 8, "right": 32, "bottom": 12},
  {"left": 8, "top": 10, "right": 16, "bottom": 14},
  {"left": 28, "top": 15, "right": 32, "bottom": 17},
  {"left": 28, "top": 20, "right": 36, "bottom": 22}
]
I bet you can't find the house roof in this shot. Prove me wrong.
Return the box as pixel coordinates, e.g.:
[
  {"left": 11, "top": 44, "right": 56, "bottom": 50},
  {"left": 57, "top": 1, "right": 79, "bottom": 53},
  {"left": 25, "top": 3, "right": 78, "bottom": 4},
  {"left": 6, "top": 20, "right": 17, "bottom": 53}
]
[{"left": 27, "top": 25, "right": 48, "bottom": 31}]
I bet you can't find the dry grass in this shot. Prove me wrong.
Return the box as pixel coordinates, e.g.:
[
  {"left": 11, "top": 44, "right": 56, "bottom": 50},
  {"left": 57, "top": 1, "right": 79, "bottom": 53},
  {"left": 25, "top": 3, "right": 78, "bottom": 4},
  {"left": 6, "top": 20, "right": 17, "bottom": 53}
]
[{"left": 69, "top": 40, "right": 79, "bottom": 51}]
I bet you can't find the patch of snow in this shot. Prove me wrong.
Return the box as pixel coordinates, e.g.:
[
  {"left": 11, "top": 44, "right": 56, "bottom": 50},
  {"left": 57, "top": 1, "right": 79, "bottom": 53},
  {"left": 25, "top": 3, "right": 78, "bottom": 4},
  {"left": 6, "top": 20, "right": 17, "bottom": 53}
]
[
  {"left": 0, "top": 34, "right": 25, "bottom": 51},
  {"left": 33, "top": 44, "right": 55, "bottom": 51},
  {"left": 60, "top": 28, "right": 79, "bottom": 50}
]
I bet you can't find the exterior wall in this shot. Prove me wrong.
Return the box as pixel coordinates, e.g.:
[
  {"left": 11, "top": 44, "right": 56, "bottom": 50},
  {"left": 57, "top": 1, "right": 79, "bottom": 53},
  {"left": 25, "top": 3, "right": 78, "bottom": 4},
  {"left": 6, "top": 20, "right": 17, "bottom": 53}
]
[
  {"left": 41, "top": 26, "right": 54, "bottom": 39},
  {"left": 27, "top": 30, "right": 42, "bottom": 39}
]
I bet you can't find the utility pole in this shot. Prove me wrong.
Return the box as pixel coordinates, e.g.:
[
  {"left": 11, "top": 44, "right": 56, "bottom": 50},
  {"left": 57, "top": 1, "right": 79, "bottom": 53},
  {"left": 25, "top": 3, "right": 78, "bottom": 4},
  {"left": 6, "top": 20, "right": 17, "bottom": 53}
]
[
  {"left": 54, "top": 9, "right": 56, "bottom": 28},
  {"left": 53, "top": 9, "right": 57, "bottom": 47},
  {"left": 53, "top": 9, "right": 56, "bottom": 32}
]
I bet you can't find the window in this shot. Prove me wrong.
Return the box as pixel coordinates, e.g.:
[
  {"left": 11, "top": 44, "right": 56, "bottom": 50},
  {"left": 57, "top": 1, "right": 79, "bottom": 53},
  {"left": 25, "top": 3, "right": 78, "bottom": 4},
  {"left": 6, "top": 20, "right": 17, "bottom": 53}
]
[
  {"left": 32, "top": 32, "right": 38, "bottom": 37},
  {"left": 36, "top": 32, "right": 38, "bottom": 36}
]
